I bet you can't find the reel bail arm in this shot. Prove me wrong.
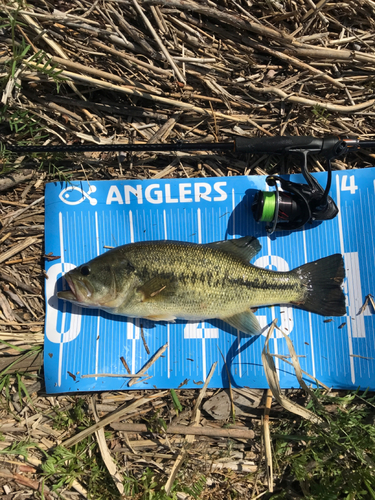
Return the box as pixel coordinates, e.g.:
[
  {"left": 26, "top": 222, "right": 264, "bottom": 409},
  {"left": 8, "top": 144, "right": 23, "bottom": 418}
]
[{"left": 252, "top": 144, "right": 340, "bottom": 234}]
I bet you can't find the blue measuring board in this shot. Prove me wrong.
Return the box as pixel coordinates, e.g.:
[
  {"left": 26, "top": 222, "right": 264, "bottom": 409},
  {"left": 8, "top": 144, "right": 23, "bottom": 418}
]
[{"left": 44, "top": 168, "right": 375, "bottom": 393}]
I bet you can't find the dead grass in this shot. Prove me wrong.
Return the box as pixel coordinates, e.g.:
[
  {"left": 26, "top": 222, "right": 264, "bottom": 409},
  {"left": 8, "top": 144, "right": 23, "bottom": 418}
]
[{"left": 0, "top": 0, "right": 375, "bottom": 498}]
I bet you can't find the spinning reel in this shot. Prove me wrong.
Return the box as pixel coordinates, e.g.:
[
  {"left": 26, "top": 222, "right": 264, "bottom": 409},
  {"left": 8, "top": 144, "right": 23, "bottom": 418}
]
[{"left": 249, "top": 136, "right": 368, "bottom": 233}]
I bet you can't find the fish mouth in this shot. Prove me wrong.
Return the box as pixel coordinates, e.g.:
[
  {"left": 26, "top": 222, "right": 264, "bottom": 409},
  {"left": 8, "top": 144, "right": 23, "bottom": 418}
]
[
  {"left": 57, "top": 289, "right": 77, "bottom": 301},
  {"left": 57, "top": 275, "right": 92, "bottom": 303}
]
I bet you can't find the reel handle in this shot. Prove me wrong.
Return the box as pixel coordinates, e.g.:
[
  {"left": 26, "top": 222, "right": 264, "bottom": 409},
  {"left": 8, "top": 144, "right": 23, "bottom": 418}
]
[{"left": 235, "top": 135, "right": 324, "bottom": 154}]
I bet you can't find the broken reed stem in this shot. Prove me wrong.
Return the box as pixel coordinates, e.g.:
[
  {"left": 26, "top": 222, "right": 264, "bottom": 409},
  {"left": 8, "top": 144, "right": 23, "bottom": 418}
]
[
  {"left": 90, "top": 396, "right": 124, "bottom": 495},
  {"left": 274, "top": 325, "right": 320, "bottom": 406},
  {"left": 359, "top": 294, "right": 375, "bottom": 314},
  {"left": 1, "top": 195, "right": 44, "bottom": 225},
  {"left": 0, "top": 170, "right": 35, "bottom": 192},
  {"left": 130, "top": 374, "right": 153, "bottom": 386},
  {"left": 139, "top": 324, "right": 150, "bottom": 354},
  {"left": 91, "top": 40, "right": 173, "bottom": 77},
  {"left": 61, "top": 391, "right": 168, "bottom": 448},
  {"left": 191, "top": 361, "right": 217, "bottom": 421},
  {"left": 263, "top": 389, "right": 273, "bottom": 493},
  {"left": 272, "top": 354, "right": 329, "bottom": 391},
  {"left": 120, "top": 356, "right": 131, "bottom": 374},
  {"left": 0, "top": 237, "right": 40, "bottom": 264},
  {"left": 261, "top": 320, "right": 325, "bottom": 426},
  {"left": 81, "top": 373, "right": 149, "bottom": 378},
  {"left": 131, "top": 0, "right": 186, "bottom": 84},
  {"left": 110, "top": 422, "right": 255, "bottom": 439},
  {"left": 245, "top": 82, "right": 375, "bottom": 114},
  {"left": 128, "top": 342, "right": 168, "bottom": 386}
]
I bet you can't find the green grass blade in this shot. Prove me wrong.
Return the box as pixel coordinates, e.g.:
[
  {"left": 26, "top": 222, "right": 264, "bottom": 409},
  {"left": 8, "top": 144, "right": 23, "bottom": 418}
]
[{"left": 170, "top": 389, "right": 183, "bottom": 413}]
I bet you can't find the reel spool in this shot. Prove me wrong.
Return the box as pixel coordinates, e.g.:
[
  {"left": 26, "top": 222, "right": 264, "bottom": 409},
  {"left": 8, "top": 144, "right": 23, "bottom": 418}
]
[
  {"left": 252, "top": 185, "right": 303, "bottom": 234},
  {"left": 251, "top": 177, "right": 312, "bottom": 234},
  {"left": 252, "top": 151, "right": 339, "bottom": 234}
]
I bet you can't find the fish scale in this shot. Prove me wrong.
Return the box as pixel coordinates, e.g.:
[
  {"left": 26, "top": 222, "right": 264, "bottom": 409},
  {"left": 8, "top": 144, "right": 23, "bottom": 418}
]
[{"left": 57, "top": 236, "right": 346, "bottom": 336}]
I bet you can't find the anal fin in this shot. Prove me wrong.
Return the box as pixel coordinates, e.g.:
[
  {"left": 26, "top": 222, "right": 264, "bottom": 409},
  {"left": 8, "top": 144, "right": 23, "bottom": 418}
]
[{"left": 221, "top": 310, "right": 262, "bottom": 336}]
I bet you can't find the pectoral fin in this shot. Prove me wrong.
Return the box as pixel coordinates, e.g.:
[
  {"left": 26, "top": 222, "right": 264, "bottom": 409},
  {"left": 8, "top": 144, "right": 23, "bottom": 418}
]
[
  {"left": 222, "top": 310, "right": 262, "bottom": 336},
  {"left": 138, "top": 274, "right": 178, "bottom": 302},
  {"left": 206, "top": 236, "right": 261, "bottom": 262}
]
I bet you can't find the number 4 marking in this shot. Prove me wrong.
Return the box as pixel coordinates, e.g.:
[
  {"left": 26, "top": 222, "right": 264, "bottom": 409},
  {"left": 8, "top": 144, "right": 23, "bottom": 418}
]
[{"left": 341, "top": 175, "right": 358, "bottom": 195}]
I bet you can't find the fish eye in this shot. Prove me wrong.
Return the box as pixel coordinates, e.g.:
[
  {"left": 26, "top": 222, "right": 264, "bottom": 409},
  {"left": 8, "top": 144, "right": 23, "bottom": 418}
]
[{"left": 80, "top": 265, "right": 91, "bottom": 276}]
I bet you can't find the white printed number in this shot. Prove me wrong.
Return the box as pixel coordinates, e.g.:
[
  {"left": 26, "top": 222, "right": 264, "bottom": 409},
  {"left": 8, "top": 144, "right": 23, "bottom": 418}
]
[{"left": 341, "top": 175, "right": 358, "bottom": 195}]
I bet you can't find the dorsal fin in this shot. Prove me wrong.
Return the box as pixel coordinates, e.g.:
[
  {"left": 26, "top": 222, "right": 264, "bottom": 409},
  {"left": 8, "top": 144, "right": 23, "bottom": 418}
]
[{"left": 205, "top": 236, "right": 261, "bottom": 262}]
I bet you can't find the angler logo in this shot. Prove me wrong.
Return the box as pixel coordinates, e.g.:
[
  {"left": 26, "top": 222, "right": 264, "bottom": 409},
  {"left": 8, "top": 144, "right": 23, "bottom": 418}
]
[
  {"left": 105, "top": 181, "right": 228, "bottom": 205},
  {"left": 59, "top": 185, "right": 98, "bottom": 206}
]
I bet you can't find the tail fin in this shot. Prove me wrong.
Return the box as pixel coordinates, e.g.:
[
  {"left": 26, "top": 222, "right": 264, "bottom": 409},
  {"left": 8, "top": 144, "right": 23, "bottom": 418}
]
[{"left": 294, "top": 254, "right": 346, "bottom": 317}]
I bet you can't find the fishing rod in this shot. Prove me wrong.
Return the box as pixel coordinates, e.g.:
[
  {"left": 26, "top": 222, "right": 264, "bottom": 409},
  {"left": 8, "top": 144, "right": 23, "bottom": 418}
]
[{"left": 3, "top": 135, "right": 375, "bottom": 233}]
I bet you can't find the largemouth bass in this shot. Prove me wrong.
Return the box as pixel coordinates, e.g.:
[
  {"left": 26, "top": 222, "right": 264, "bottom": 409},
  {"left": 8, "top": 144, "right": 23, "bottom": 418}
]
[{"left": 57, "top": 236, "right": 346, "bottom": 336}]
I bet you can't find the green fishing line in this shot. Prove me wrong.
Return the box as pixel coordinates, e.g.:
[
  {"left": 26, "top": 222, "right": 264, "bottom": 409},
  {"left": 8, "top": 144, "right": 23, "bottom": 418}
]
[{"left": 259, "top": 192, "right": 276, "bottom": 222}]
